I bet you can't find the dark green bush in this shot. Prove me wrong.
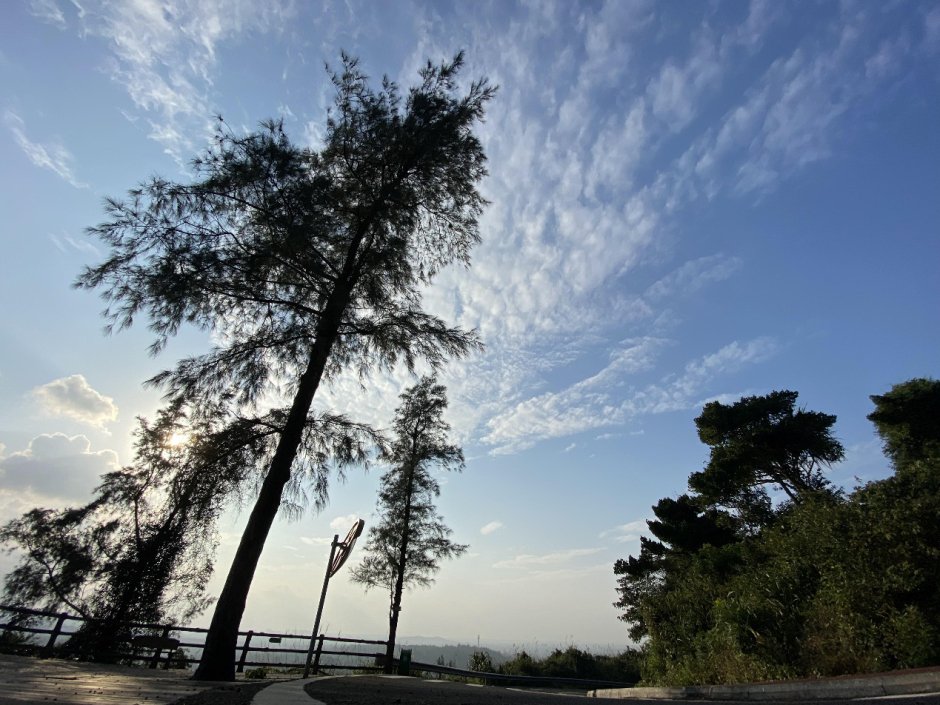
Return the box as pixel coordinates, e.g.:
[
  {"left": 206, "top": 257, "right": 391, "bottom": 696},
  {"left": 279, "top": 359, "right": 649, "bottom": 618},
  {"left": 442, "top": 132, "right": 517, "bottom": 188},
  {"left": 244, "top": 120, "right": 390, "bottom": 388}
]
[{"left": 498, "top": 647, "right": 641, "bottom": 683}]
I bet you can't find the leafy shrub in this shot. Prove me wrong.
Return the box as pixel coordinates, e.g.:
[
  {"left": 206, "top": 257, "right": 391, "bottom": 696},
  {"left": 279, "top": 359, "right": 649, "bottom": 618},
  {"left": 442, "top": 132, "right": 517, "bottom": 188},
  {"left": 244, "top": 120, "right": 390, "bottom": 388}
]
[
  {"left": 498, "top": 647, "right": 641, "bottom": 683},
  {"left": 467, "top": 650, "right": 494, "bottom": 672}
]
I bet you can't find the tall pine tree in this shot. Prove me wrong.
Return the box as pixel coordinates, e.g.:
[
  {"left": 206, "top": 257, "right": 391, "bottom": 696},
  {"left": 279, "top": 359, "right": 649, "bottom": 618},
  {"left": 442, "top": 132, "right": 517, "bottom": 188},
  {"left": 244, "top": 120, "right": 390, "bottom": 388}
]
[{"left": 77, "top": 53, "right": 493, "bottom": 679}]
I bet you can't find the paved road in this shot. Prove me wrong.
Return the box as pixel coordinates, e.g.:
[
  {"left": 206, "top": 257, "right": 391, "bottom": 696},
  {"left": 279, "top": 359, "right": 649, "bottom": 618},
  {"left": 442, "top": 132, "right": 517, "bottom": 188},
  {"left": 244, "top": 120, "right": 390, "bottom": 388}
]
[
  {"left": 299, "top": 675, "right": 940, "bottom": 705},
  {"left": 303, "top": 675, "right": 589, "bottom": 704}
]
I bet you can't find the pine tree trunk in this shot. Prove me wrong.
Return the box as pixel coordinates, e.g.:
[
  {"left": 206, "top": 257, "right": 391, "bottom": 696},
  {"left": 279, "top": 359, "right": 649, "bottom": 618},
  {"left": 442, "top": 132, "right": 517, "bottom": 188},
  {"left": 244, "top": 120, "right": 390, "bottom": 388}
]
[
  {"left": 193, "top": 289, "right": 350, "bottom": 681},
  {"left": 384, "top": 460, "right": 416, "bottom": 674},
  {"left": 384, "top": 541, "right": 408, "bottom": 674},
  {"left": 384, "top": 592, "right": 402, "bottom": 674}
]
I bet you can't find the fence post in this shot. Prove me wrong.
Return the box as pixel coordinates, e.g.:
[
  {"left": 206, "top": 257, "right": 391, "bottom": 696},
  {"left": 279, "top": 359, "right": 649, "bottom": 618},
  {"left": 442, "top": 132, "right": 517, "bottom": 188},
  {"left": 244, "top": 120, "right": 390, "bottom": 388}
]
[
  {"left": 310, "top": 634, "right": 325, "bottom": 675},
  {"left": 236, "top": 631, "right": 253, "bottom": 674},
  {"left": 149, "top": 626, "right": 172, "bottom": 669},
  {"left": 41, "top": 613, "right": 68, "bottom": 658}
]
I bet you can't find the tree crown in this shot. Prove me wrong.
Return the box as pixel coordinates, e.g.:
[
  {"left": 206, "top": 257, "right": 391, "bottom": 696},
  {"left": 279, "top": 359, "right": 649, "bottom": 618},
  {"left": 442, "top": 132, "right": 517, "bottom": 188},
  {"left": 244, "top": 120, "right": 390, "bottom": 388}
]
[
  {"left": 868, "top": 377, "right": 940, "bottom": 472},
  {"left": 76, "top": 52, "right": 494, "bottom": 411},
  {"left": 690, "top": 390, "right": 844, "bottom": 506},
  {"left": 350, "top": 376, "right": 466, "bottom": 594}
]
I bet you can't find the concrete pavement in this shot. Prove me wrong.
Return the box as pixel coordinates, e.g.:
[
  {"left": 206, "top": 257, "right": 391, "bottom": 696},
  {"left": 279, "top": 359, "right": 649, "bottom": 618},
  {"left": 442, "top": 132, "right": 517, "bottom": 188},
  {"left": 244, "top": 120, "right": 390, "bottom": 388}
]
[
  {"left": 253, "top": 678, "right": 321, "bottom": 705},
  {"left": 0, "top": 653, "right": 214, "bottom": 704}
]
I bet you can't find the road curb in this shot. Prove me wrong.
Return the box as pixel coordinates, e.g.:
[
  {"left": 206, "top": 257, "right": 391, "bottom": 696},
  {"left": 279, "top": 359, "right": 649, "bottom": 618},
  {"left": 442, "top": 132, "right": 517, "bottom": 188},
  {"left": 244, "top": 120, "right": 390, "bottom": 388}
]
[{"left": 589, "top": 667, "right": 940, "bottom": 700}]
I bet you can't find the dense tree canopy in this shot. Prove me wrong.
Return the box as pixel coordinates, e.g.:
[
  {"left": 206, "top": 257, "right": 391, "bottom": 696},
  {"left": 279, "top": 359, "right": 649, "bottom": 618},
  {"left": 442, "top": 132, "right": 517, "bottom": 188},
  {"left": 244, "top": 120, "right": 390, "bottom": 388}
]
[
  {"left": 77, "top": 52, "right": 493, "bottom": 680},
  {"left": 614, "top": 381, "right": 940, "bottom": 686},
  {"left": 868, "top": 377, "right": 940, "bottom": 473},
  {"left": 690, "top": 391, "right": 844, "bottom": 506},
  {"left": 1, "top": 403, "right": 276, "bottom": 656}
]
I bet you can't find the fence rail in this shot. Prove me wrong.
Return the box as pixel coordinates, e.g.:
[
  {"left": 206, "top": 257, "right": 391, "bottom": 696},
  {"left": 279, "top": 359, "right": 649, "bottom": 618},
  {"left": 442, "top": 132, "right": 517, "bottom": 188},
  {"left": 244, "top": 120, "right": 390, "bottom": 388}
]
[
  {"left": 0, "top": 604, "right": 636, "bottom": 690},
  {"left": 0, "top": 604, "right": 384, "bottom": 673},
  {"left": 408, "top": 660, "right": 636, "bottom": 690}
]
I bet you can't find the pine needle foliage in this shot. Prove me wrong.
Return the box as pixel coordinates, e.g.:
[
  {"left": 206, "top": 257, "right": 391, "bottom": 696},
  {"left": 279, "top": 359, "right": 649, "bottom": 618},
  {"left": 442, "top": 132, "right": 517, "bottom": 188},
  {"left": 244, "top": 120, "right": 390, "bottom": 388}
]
[
  {"left": 75, "top": 51, "right": 493, "bottom": 680},
  {"left": 350, "top": 377, "right": 467, "bottom": 671}
]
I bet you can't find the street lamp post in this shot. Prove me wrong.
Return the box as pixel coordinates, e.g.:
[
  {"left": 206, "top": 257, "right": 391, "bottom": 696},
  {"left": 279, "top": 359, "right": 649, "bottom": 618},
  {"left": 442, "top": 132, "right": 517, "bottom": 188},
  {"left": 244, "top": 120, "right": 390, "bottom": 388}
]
[{"left": 302, "top": 519, "right": 364, "bottom": 678}]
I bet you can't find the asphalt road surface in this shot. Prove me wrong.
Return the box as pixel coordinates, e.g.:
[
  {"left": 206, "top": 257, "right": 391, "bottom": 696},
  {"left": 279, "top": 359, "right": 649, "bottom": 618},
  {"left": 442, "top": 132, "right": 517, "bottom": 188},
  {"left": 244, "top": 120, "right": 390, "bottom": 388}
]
[
  {"left": 304, "top": 676, "right": 589, "bottom": 704},
  {"left": 302, "top": 676, "right": 940, "bottom": 705}
]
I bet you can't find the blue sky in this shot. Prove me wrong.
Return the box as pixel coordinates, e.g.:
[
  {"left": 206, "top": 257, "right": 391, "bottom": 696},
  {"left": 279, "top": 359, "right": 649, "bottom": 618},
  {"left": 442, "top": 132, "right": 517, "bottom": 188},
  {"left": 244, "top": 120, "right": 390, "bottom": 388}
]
[{"left": 1, "top": 0, "right": 938, "bottom": 651}]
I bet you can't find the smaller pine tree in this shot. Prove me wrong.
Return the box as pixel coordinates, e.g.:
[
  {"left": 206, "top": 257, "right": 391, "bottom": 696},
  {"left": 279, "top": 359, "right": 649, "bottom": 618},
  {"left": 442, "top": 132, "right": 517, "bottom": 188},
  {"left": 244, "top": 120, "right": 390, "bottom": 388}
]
[{"left": 350, "top": 377, "right": 467, "bottom": 672}]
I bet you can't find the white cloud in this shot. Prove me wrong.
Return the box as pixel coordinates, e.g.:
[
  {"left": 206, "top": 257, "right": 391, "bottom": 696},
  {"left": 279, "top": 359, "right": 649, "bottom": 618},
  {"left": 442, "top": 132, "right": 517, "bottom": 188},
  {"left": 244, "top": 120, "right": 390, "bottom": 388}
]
[
  {"left": 600, "top": 520, "right": 648, "bottom": 542},
  {"left": 299, "top": 536, "right": 333, "bottom": 547},
  {"left": 0, "top": 433, "right": 119, "bottom": 503},
  {"left": 865, "top": 37, "right": 908, "bottom": 80},
  {"left": 192, "top": 4, "right": 872, "bottom": 466},
  {"left": 0, "top": 489, "right": 55, "bottom": 525},
  {"left": 585, "top": 98, "right": 647, "bottom": 198},
  {"left": 493, "top": 548, "right": 605, "bottom": 569},
  {"left": 482, "top": 337, "right": 777, "bottom": 454},
  {"left": 563, "top": 443, "right": 576, "bottom": 453},
  {"left": 28, "top": 0, "right": 66, "bottom": 29},
  {"left": 16, "top": 2, "right": 907, "bottom": 472},
  {"left": 645, "top": 8, "right": 780, "bottom": 136},
  {"left": 645, "top": 254, "right": 742, "bottom": 302},
  {"left": 722, "top": 0, "right": 779, "bottom": 56},
  {"left": 30, "top": 375, "right": 118, "bottom": 430},
  {"left": 595, "top": 433, "right": 622, "bottom": 441},
  {"left": 925, "top": 6, "right": 940, "bottom": 55},
  {"left": 63, "top": 0, "right": 295, "bottom": 164},
  {"left": 830, "top": 438, "right": 890, "bottom": 487},
  {"left": 329, "top": 514, "right": 358, "bottom": 534},
  {"left": 49, "top": 232, "right": 101, "bottom": 258},
  {"left": 662, "top": 9, "right": 918, "bottom": 203},
  {"left": 480, "top": 521, "right": 503, "bottom": 536},
  {"left": 4, "top": 110, "right": 86, "bottom": 188},
  {"left": 489, "top": 563, "right": 612, "bottom": 585}
]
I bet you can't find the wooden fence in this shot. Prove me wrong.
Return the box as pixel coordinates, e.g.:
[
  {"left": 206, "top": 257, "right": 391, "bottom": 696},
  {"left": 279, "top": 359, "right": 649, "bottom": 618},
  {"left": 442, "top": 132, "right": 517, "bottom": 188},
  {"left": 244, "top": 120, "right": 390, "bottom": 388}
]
[
  {"left": 0, "top": 604, "right": 636, "bottom": 689},
  {"left": 0, "top": 604, "right": 386, "bottom": 673}
]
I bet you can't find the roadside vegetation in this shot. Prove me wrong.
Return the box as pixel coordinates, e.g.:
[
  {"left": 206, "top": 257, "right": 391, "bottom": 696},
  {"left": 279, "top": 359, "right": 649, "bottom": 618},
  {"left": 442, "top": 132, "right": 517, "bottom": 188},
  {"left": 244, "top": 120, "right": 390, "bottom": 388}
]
[
  {"left": 614, "top": 378, "right": 940, "bottom": 686},
  {"left": 491, "top": 646, "right": 643, "bottom": 683}
]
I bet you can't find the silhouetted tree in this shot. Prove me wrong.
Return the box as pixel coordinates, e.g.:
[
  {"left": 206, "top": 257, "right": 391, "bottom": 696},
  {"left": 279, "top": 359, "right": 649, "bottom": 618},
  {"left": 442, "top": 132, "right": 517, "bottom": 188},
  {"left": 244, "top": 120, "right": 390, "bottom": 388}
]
[
  {"left": 613, "top": 494, "right": 739, "bottom": 640},
  {"left": 0, "top": 406, "right": 231, "bottom": 654},
  {"left": 690, "top": 391, "right": 844, "bottom": 508},
  {"left": 646, "top": 495, "right": 740, "bottom": 555},
  {"left": 1, "top": 401, "right": 377, "bottom": 660},
  {"left": 613, "top": 382, "right": 940, "bottom": 684},
  {"left": 0, "top": 503, "right": 112, "bottom": 623},
  {"left": 350, "top": 377, "right": 467, "bottom": 672},
  {"left": 76, "top": 52, "right": 493, "bottom": 680},
  {"left": 868, "top": 377, "right": 940, "bottom": 473}
]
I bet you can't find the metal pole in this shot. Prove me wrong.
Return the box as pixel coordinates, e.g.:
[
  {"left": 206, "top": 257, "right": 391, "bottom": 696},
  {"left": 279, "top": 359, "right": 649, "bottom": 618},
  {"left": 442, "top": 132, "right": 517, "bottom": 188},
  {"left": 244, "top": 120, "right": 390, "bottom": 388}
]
[{"left": 303, "top": 534, "right": 339, "bottom": 679}]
